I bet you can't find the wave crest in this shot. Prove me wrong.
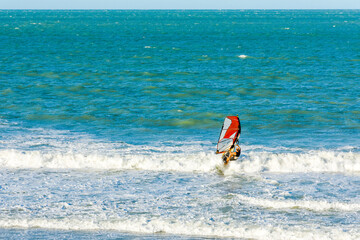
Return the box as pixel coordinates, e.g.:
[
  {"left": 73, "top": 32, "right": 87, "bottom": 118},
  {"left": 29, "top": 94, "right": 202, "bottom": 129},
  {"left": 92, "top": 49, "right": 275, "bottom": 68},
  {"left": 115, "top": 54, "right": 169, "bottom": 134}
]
[
  {"left": 235, "top": 194, "right": 360, "bottom": 212},
  {"left": 0, "top": 217, "right": 358, "bottom": 239},
  {"left": 0, "top": 147, "right": 359, "bottom": 174}
]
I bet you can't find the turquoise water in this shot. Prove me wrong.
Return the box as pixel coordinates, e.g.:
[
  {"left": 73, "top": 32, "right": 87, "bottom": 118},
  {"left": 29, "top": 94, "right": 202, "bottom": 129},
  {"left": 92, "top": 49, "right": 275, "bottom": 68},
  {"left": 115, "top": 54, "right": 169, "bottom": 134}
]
[{"left": 0, "top": 10, "right": 360, "bottom": 239}]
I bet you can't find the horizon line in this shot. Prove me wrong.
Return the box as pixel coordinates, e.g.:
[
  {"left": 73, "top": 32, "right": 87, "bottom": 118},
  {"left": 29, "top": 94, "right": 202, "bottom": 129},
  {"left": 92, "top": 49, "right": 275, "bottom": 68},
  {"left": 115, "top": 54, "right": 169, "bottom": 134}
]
[{"left": 1, "top": 8, "right": 360, "bottom": 10}]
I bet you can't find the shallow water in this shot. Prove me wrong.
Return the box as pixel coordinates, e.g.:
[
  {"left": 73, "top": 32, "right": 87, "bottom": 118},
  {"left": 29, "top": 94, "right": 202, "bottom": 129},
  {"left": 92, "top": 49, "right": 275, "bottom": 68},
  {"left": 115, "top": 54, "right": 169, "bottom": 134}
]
[{"left": 0, "top": 10, "right": 359, "bottom": 239}]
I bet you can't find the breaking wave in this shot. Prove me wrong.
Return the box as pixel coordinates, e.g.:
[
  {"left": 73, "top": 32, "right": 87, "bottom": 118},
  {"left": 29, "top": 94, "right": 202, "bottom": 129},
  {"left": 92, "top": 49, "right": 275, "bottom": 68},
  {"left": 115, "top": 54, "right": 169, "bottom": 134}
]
[
  {"left": 235, "top": 194, "right": 360, "bottom": 212},
  {"left": 0, "top": 217, "right": 358, "bottom": 240},
  {"left": 0, "top": 145, "right": 359, "bottom": 174}
]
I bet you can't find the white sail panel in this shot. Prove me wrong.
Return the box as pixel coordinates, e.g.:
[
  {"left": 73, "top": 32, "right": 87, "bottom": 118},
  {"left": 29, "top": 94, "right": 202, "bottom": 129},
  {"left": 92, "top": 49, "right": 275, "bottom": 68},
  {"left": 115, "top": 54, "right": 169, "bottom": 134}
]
[
  {"left": 219, "top": 117, "right": 232, "bottom": 140},
  {"left": 217, "top": 138, "right": 233, "bottom": 153}
]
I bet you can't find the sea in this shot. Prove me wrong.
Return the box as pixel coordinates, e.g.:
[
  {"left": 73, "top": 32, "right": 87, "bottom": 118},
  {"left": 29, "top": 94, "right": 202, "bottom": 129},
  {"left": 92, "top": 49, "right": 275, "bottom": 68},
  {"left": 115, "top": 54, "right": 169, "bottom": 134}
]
[{"left": 0, "top": 10, "right": 359, "bottom": 239}]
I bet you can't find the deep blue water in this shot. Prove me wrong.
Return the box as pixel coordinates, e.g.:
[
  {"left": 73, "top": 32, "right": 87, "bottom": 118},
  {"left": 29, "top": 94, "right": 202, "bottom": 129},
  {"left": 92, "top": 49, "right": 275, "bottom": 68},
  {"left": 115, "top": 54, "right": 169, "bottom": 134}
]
[{"left": 0, "top": 10, "right": 359, "bottom": 239}]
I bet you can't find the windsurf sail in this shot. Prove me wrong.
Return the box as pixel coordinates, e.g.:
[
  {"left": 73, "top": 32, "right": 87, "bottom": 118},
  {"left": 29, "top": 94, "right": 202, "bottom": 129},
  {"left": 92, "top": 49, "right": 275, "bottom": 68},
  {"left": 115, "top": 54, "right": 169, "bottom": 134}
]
[{"left": 216, "top": 116, "right": 241, "bottom": 154}]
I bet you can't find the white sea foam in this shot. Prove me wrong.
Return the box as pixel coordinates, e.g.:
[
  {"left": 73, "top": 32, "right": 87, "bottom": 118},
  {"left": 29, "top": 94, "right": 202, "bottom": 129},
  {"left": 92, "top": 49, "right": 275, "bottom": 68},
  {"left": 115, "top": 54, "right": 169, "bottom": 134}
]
[
  {"left": 0, "top": 147, "right": 359, "bottom": 174},
  {"left": 235, "top": 194, "right": 360, "bottom": 212},
  {"left": 0, "top": 148, "right": 217, "bottom": 172},
  {"left": 0, "top": 217, "right": 357, "bottom": 240},
  {"left": 229, "top": 150, "right": 360, "bottom": 174}
]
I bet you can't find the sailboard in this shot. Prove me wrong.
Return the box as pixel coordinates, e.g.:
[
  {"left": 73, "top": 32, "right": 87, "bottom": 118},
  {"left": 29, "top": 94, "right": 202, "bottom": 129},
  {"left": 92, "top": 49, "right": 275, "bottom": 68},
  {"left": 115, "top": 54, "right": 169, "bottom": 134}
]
[{"left": 216, "top": 116, "right": 241, "bottom": 154}]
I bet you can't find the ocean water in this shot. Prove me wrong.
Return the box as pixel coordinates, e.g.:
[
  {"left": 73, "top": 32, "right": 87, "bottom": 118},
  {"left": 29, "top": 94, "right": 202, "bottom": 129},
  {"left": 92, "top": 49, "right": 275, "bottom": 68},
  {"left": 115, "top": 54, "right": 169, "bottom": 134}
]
[{"left": 0, "top": 10, "right": 359, "bottom": 239}]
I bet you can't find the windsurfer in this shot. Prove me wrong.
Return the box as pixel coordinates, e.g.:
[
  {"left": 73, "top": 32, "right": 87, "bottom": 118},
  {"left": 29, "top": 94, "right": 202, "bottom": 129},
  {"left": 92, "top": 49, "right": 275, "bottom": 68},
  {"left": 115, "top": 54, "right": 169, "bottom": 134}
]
[
  {"left": 216, "top": 115, "right": 241, "bottom": 165},
  {"left": 222, "top": 143, "right": 241, "bottom": 165}
]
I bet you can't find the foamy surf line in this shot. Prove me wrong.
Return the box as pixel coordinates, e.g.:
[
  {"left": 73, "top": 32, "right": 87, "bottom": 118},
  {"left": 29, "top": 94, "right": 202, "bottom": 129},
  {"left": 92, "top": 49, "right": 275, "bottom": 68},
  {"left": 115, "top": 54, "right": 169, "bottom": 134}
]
[
  {"left": 0, "top": 148, "right": 359, "bottom": 174},
  {"left": 0, "top": 217, "right": 358, "bottom": 240},
  {"left": 235, "top": 194, "right": 360, "bottom": 212}
]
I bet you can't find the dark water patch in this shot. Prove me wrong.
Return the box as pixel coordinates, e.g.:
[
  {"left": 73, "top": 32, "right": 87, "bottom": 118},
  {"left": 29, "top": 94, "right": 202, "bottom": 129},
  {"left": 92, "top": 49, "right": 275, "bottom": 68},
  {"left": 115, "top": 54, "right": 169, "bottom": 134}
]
[
  {"left": 144, "top": 78, "right": 166, "bottom": 82},
  {"left": 25, "top": 114, "right": 70, "bottom": 121},
  {"left": 137, "top": 117, "right": 219, "bottom": 129},
  {"left": 173, "top": 72, "right": 191, "bottom": 75},
  {"left": 1, "top": 88, "right": 13, "bottom": 95},
  {"left": 24, "top": 71, "right": 61, "bottom": 79}
]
